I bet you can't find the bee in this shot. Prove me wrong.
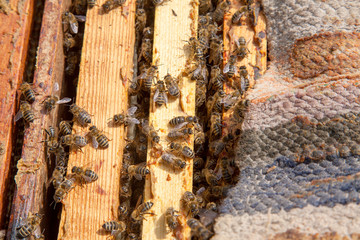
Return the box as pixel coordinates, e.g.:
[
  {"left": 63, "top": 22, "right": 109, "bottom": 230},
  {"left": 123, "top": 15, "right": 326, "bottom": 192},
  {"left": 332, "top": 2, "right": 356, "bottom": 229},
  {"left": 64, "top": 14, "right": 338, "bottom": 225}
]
[
  {"left": 102, "top": 220, "right": 126, "bottom": 238},
  {"left": 234, "top": 37, "right": 249, "bottom": 60},
  {"left": 233, "top": 99, "right": 250, "bottom": 122},
  {"left": 181, "top": 191, "right": 199, "bottom": 216},
  {"left": 142, "top": 27, "right": 153, "bottom": 39},
  {"left": 138, "top": 65, "right": 158, "bottom": 91},
  {"left": 62, "top": 11, "right": 79, "bottom": 34},
  {"left": 69, "top": 104, "right": 91, "bottom": 126},
  {"left": 248, "top": 0, "right": 260, "bottom": 28},
  {"left": 213, "top": 0, "right": 231, "bottom": 23},
  {"left": 16, "top": 213, "right": 42, "bottom": 239},
  {"left": 193, "top": 171, "right": 204, "bottom": 185},
  {"left": 165, "top": 207, "right": 179, "bottom": 232},
  {"left": 220, "top": 158, "right": 233, "bottom": 183},
  {"left": 206, "top": 202, "right": 217, "bottom": 211},
  {"left": 87, "top": 0, "right": 96, "bottom": 8},
  {"left": 53, "top": 177, "right": 76, "bottom": 203},
  {"left": 118, "top": 202, "right": 129, "bottom": 220},
  {"left": 135, "top": 8, "right": 147, "bottom": 37},
  {"left": 110, "top": 106, "right": 140, "bottom": 126},
  {"left": 209, "top": 37, "right": 223, "bottom": 66},
  {"left": 196, "top": 83, "right": 206, "bottom": 107},
  {"left": 19, "top": 82, "right": 36, "bottom": 103},
  {"left": 167, "top": 127, "right": 193, "bottom": 140},
  {"left": 209, "top": 140, "right": 225, "bottom": 157},
  {"left": 209, "top": 65, "right": 225, "bottom": 91},
  {"left": 71, "top": 166, "right": 98, "bottom": 184},
  {"left": 48, "top": 165, "right": 66, "bottom": 189},
  {"left": 199, "top": 0, "right": 212, "bottom": 15},
  {"left": 59, "top": 120, "right": 72, "bottom": 135},
  {"left": 223, "top": 54, "right": 237, "bottom": 78},
  {"left": 169, "top": 115, "right": 198, "bottom": 126},
  {"left": 153, "top": 79, "right": 168, "bottom": 107},
  {"left": 88, "top": 125, "right": 110, "bottom": 149},
  {"left": 140, "top": 119, "right": 160, "bottom": 144},
  {"left": 152, "top": 0, "right": 170, "bottom": 6},
  {"left": 63, "top": 33, "right": 77, "bottom": 51},
  {"left": 239, "top": 65, "right": 250, "bottom": 94},
  {"left": 65, "top": 51, "right": 79, "bottom": 76},
  {"left": 60, "top": 134, "right": 87, "bottom": 150},
  {"left": 102, "top": 0, "right": 126, "bottom": 13},
  {"left": 42, "top": 82, "right": 72, "bottom": 113},
  {"left": 127, "top": 162, "right": 150, "bottom": 180},
  {"left": 120, "top": 181, "right": 132, "bottom": 198},
  {"left": 220, "top": 90, "right": 240, "bottom": 111},
  {"left": 131, "top": 201, "right": 154, "bottom": 222},
  {"left": 202, "top": 168, "right": 219, "bottom": 186},
  {"left": 138, "top": 38, "right": 152, "bottom": 63},
  {"left": 231, "top": 7, "right": 246, "bottom": 25},
  {"left": 193, "top": 157, "right": 204, "bottom": 169},
  {"left": 168, "top": 142, "right": 195, "bottom": 159},
  {"left": 210, "top": 112, "right": 222, "bottom": 140},
  {"left": 127, "top": 233, "right": 139, "bottom": 240},
  {"left": 164, "top": 73, "right": 180, "bottom": 98},
  {"left": 54, "top": 144, "right": 67, "bottom": 167},
  {"left": 43, "top": 126, "right": 60, "bottom": 156},
  {"left": 189, "top": 60, "right": 208, "bottom": 82},
  {"left": 161, "top": 152, "right": 187, "bottom": 170},
  {"left": 187, "top": 218, "right": 213, "bottom": 240},
  {"left": 15, "top": 101, "right": 35, "bottom": 123}
]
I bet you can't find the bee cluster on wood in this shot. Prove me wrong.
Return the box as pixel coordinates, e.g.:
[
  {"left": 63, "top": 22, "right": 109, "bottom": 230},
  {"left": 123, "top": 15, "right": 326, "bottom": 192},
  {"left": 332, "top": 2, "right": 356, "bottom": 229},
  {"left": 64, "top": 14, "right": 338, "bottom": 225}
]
[{"left": 13, "top": 0, "right": 263, "bottom": 239}]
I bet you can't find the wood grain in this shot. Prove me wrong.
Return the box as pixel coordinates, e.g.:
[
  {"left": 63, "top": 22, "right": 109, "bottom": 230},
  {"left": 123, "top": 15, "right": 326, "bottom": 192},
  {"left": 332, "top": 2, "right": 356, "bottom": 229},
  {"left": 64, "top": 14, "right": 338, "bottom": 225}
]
[
  {"left": 57, "top": 0, "right": 136, "bottom": 239},
  {"left": 6, "top": 0, "right": 72, "bottom": 238},
  {"left": 142, "top": 0, "right": 198, "bottom": 239},
  {"left": 0, "top": 0, "right": 34, "bottom": 228}
]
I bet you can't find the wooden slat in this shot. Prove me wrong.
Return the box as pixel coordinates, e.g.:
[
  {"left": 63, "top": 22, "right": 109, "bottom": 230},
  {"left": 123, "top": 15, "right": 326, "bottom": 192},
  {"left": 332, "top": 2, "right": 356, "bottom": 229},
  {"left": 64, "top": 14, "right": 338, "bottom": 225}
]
[
  {"left": 0, "top": 0, "right": 35, "bottom": 228},
  {"left": 142, "top": 0, "right": 198, "bottom": 239},
  {"left": 6, "top": 0, "right": 72, "bottom": 238},
  {"left": 222, "top": 0, "right": 266, "bottom": 132},
  {"left": 57, "top": 0, "right": 136, "bottom": 239}
]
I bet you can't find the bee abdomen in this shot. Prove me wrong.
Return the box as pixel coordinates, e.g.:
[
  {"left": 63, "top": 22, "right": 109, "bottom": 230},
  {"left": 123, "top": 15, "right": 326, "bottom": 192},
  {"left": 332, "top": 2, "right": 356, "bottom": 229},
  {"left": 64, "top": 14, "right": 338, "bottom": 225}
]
[
  {"left": 182, "top": 146, "right": 195, "bottom": 158},
  {"left": 59, "top": 121, "right": 72, "bottom": 135},
  {"left": 97, "top": 135, "right": 109, "bottom": 148},
  {"left": 169, "top": 116, "right": 185, "bottom": 126},
  {"left": 23, "top": 109, "right": 35, "bottom": 123},
  {"left": 24, "top": 90, "right": 35, "bottom": 103},
  {"left": 102, "top": 221, "right": 120, "bottom": 231},
  {"left": 17, "top": 224, "right": 34, "bottom": 238},
  {"left": 85, "top": 169, "right": 98, "bottom": 182}
]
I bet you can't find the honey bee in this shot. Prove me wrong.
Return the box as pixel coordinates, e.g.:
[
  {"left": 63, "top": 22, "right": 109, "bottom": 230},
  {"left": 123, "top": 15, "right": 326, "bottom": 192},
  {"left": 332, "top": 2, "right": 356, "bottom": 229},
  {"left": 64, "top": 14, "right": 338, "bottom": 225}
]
[
  {"left": 161, "top": 152, "right": 187, "bottom": 170},
  {"left": 210, "top": 112, "right": 222, "bottom": 140},
  {"left": 164, "top": 73, "right": 180, "bottom": 98},
  {"left": 209, "top": 37, "right": 223, "bottom": 66},
  {"left": 202, "top": 168, "right": 219, "bottom": 186},
  {"left": 110, "top": 106, "right": 140, "bottom": 127},
  {"left": 169, "top": 115, "right": 198, "bottom": 126},
  {"left": 165, "top": 207, "right": 179, "bottom": 232},
  {"left": 199, "top": 0, "right": 212, "bottom": 15},
  {"left": 88, "top": 125, "right": 110, "bottom": 148},
  {"left": 42, "top": 83, "right": 72, "bottom": 113},
  {"left": 239, "top": 65, "right": 250, "bottom": 94},
  {"left": 53, "top": 177, "right": 76, "bottom": 204},
  {"left": 220, "top": 90, "right": 240, "bottom": 111},
  {"left": 187, "top": 218, "right": 213, "bottom": 240},
  {"left": 65, "top": 51, "right": 79, "bottom": 76},
  {"left": 102, "top": 220, "right": 126, "bottom": 238},
  {"left": 131, "top": 201, "right": 154, "bottom": 222},
  {"left": 233, "top": 99, "right": 250, "bottom": 122},
  {"left": 118, "top": 202, "right": 129, "bottom": 220},
  {"left": 15, "top": 101, "right": 35, "bottom": 123},
  {"left": 48, "top": 165, "right": 66, "bottom": 189},
  {"left": 181, "top": 191, "right": 199, "bottom": 216},
  {"left": 138, "top": 38, "right": 152, "bottom": 63},
  {"left": 140, "top": 119, "right": 160, "bottom": 144},
  {"left": 167, "top": 127, "right": 193, "bottom": 140},
  {"left": 196, "top": 83, "right": 206, "bottom": 107},
  {"left": 54, "top": 144, "right": 67, "bottom": 167},
  {"left": 152, "top": 0, "right": 170, "bottom": 6},
  {"left": 206, "top": 202, "right": 217, "bottom": 211},
  {"left": 102, "top": 0, "right": 126, "bottom": 13},
  {"left": 63, "top": 33, "right": 77, "bottom": 51},
  {"left": 120, "top": 181, "right": 132, "bottom": 199},
  {"left": 16, "top": 213, "right": 43, "bottom": 239},
  {"left": 233, "top": 37, "right": 249, "bottom": 60},
  {"left": 135, "top": 8, "right": 147, "bottom": 37},
  {"left": 193, "top": 157, "right": 204, "bottom": 169},
  {"left": 189, "top": 60, "right": 208, "bottom": 82},
  {"left": 43, "top": 126, "right": 60, "bottom": 156},
  {"left": 87, "top": 0, "right": 96, "bottom": 8},
  {"left": 62, "top": 11, "right": 79, "bottom": 34},
  {"left": 19, "top": 82, "right": 36, "bottom": 103},
  {"left": 193, "top": 171, "right": 204, "bottom": 185},
  {"left": 213, "top": 0, "right": 231, "bottom": 23},
  {"left": 231, "top": 7, "right": 246, "bottom": 25},
  {"left": 127, "top": 162, "right": 150, "bottom": 180},
  {"left": 142, "top": 27, "right": 153, "bottom": 39},
  {"left": 59, "top": 120, "right": 72, "bottom": 136},
  {"left": 220, "top": 158, "right": 233, "bottom": 183},
  {"left": 248, "top": 0, "right": 260, "bottom": 28},
  {"left": 69, "top": 104, "right": 91, "bottom": 126},
  {"left": 153, "top": 79, "right": 168, "bottom": 107},
  {"left": 223, "top": 54, "right": 237, "bottom": 78},
  {"left": 209, "top": 65, "right": 225, "bottom": 91},
  {"left": 127, "top": 233, "right": 139, "bottom": 240},
  {"left": 209, "top": 140, "right": 225, "bottom": 157},
  {"left": 138, "top": 65, "right": 158, "bottom": 91},
  {"left": 60, "top": 134, "right": 87, "bottom": 150},
  {"left": 71, "top": 165, "right": 98, "bottom": 184},
  {"left": 168, "top": 142, "right": 195, "bottom": 159}
]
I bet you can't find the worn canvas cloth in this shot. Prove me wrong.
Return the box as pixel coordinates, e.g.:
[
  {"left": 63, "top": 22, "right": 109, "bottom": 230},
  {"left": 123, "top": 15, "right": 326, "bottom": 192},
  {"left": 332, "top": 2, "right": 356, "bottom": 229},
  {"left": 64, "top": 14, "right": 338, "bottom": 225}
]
[{"left": 214, "top": 0, "right": 360, "bottom": 239}]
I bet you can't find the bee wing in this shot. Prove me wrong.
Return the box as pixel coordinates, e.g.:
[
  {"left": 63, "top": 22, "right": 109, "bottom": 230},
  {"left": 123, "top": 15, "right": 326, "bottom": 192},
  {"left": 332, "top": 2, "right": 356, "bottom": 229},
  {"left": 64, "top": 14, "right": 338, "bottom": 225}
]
[
  {"left": 70, "top": 21, "right": 79, "bottom": 34},
  {"left": 92, "top": 136, "right": 99, "bottom": 149},
  {"left": 56, "top": 97, "right": 72, "bottom": 104},
  {"left": 172, "top": 122, "right": 188, "bottom": 130},
  {"left": 164, "top": 93, "right": 168, "bottom": 104},
  {"left": 201, "top": 67, "right": 207, "bottom": 80},
  {"left": 14, "top": 110, "right": 23, "bottom": 122},
  {"left": 223, "top": 63, "right": 230, "bottom": 73},
  {"left": 126, "top": 117, "right": 140, "bottom": 125},
  {"left": 134, "top": 174, "right": 143, "bottom": 181},
  {"left": 153, "top": 89, "right": 160, "bottom": 102},
  {"left": 137, "top": 72, "right": 147, "bottom": 79},
  {"left": 82, "top": 175, "right": 93, "bottom": 183},
  {"left": 127, "top": 106, "right": 138, "bottom": 116},
  {"left": 193, "top": 65, "right": 202, "bottom": 76},
  {"left": 53, "top": 82, "right": 60, "bottom": 92},
  {"left": 75, "top": 15, "right": 86, "bottom": 22}
]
